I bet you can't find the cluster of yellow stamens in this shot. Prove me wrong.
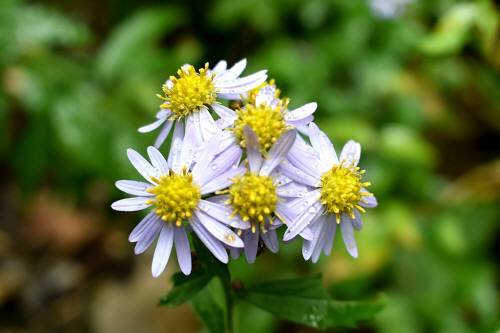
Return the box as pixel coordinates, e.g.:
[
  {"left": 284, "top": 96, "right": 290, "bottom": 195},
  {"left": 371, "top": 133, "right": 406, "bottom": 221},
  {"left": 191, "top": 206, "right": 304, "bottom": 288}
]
[
  {"left": 320, "top": 161, "right": 372, "bottom": 224},
  {"left": 158, "top": 64, "right": 216, "bottom": 119},
  {"left": 233, "top": 99, "right": 289, "bottom": 153},
  {"left": 227, "top": 173, "right": 278, "bottom": 233},
  {"left": 146, "top": 168, "right": 201, "bottom": 226}
]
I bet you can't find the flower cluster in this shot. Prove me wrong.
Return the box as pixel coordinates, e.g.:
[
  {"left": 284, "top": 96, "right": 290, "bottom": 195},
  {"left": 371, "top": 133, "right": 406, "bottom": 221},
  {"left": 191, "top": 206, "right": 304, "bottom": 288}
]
[{"left": 112, "top": 59, "right": 377, "bottom": 277}]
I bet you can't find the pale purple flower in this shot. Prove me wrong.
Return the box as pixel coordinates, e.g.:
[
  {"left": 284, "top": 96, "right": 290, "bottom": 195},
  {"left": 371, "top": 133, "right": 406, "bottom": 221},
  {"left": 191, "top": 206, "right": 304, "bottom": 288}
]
[
  {"left": 111, "top": 126, "right": 247, "bottom": 277},
  {"left": 211, "top": 126, "right": 313, "bottom": 263},
  {"left": 281, "top": 123, "right": 377, "bottom": 262},
  {"left": 139, "top": 59, "right": 267, "bottom": 148}
]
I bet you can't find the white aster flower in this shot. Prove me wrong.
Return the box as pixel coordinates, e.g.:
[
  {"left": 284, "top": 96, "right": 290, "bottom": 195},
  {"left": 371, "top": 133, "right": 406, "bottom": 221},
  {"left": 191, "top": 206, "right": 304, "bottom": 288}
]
[
  {"left": 210, "top": 126, "right": 312, "bottom": 263},
  {"left": 139, "top": 59, "right": 267, "bottom": 148},
  {"left": 111, "top": 126, "right": 247, "bottom": 277},
  {"left": 281, "top": 123, "right": 377, "bottom": 262}
]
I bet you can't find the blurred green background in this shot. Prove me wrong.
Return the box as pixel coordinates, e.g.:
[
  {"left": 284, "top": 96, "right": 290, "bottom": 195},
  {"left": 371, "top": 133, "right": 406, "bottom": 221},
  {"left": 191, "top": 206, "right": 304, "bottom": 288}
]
[{"left": 0, "top": 0, "right": 499, "bottom": 332}]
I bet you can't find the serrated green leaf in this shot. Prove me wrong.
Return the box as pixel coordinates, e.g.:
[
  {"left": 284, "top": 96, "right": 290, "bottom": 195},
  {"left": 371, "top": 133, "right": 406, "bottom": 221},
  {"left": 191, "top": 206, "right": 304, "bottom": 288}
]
[
  {"left": 322, "top": 296, "right": 386, "bottom": 328},
  {"left": 236, "top": 275, "right": 330, "bottom": 329},
  {"left": 159, "top": 270, "right": 214, "bottom": 306},
  {"left": 237, "top": 275, "right": 384, "bottom": 329},
  {"left": 191, "top": 278, "right": 227, "bottom": 333}
]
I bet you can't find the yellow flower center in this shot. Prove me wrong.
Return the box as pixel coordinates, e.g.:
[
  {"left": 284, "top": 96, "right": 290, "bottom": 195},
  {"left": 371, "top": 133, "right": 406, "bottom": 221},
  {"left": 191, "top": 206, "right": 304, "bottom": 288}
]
[
  {"left": 320, "top": 162, "right": 372, "bottom": 223},
  {"left": 233, "top": 101, "right": 288, "bottom": 153},
  {"left": 147, "top": 169, "right": 201, "bottom": 226},
  {"left": 228, "top": 173, "right": 277, "bottom": 232},
  {"left": 159, "top": 64, "right": 217, "bottom": 119}
]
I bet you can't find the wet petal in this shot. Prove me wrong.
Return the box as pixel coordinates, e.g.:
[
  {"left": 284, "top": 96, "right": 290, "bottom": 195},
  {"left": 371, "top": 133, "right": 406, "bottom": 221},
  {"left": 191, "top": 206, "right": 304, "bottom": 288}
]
[
  {"left": 260, "top": 130, "right": 296, "bottom": 176},
  {"left": 151, "top": 225, "right": 174, "bottom": 277}
]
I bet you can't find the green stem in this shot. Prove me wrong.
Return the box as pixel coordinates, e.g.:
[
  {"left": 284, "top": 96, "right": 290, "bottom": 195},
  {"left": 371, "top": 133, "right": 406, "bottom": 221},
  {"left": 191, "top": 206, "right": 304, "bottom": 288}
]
[{"left": 222, "top": 277, "right": 234, "bottom": 333}]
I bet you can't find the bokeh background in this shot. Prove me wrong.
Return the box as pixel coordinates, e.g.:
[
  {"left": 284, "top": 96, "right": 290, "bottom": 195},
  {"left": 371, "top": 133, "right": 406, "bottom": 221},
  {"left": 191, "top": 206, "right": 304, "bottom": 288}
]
[{"left": 1, "top": 0, "right": 499, "bottom": 332}]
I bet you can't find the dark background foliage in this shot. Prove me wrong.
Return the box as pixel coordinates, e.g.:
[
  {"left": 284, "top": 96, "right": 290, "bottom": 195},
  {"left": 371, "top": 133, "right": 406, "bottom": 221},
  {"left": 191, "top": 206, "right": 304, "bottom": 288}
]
[{"left": 0, "top": 0, "right": 498, "bottom": 332}]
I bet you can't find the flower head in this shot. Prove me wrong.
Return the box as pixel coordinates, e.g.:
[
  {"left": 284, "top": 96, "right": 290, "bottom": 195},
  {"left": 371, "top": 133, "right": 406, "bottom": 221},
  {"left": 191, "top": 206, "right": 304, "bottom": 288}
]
[
  {"left": 211, "top": 127, "right": 312, "bottom": 263},
  {"left": 111, "top": 126, "right": 249, "bottom": 277},
  {"left": 139, "top": 59, "right": 268, "bottom": 148},
  {"left": 281, "top": 123, "right": 377, "bottom": 262}
]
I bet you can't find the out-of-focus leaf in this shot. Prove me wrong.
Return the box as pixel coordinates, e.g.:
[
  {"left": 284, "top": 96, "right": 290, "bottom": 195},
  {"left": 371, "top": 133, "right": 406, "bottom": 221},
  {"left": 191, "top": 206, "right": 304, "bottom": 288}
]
[
  {"left": 237, "top": 275, "right": 383, "bottom": 329},
  {"left": 420, "top": 3, "right": 476, "bottom": 55},
  {"left": 379, "top": 125, "right": 436, "bottom": 167},
  {"left": 97, "top": 7, "right": 184, "bottom": 78},
  {"left": 159, "top": 270, "right": 214, "bottom": 306},
  {"left": 191, "top": 278, "right": 227, "bottom": 333},
  {"left": 11, "top": 117, "right": 50, "bottom": 192}
]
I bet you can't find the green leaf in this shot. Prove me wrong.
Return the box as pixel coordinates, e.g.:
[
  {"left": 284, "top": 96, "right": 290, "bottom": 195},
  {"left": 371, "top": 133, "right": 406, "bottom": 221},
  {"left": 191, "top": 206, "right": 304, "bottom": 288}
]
[
  {"left": 322, "top": 296, "right": 386, "bottom": 328},
  {"left": 236, "top": 275, "right": 330, "bottom": 329},
  {"left": 191, "top": 278, "right": 227, "bottom": 333},
  {"left": 237, "top": 275, "right": 384, "bottom": 329},
  {"left": 420, "top": 3, "right": 477, "bottom": 56},
  {"left": 97, "top": 6, "right": 184, "bottom": 78},
  {"left": 192, "top": 236, "right": 230, "bottom": 284},
  {"left": 159, "top": 270, "right": 214, "bottom": 307}
]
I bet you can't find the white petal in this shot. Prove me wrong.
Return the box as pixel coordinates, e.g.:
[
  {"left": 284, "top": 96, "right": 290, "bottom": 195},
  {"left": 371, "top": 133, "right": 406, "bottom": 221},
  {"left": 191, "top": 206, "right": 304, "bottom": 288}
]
[
  {"left": 287, "top": 134, "right": 322, "bottom": 179},
  {"left": 261, "top": 229, "right": 279, "bottom": 253},
  {"left": 339, "top": 140, "right": 361, "bottom": 166},
  {"left": 152, "top": 225, "right": 174, "bottom": 277},
  {"left": 211, "top": 104, "right": 237, "bottom": 123},
  {"left": 127, "top": 148, "right": 157, "bottom": 183},
  {"left": 199, "top": 107, "right": 219, "bottom": 141},
  {"left": 360, "top": 194, "right": 378, "bottom": 208},
  {"left": 283, "top": 200, "right": 324, "bottom": 242},
  {"left": 138, "top": 117, "right": 167, "bottom": 133},
  {"left": 191, "top": 133, "right": 224, "bottom": 181},
  {"left": 340, "top": 217, "right": 358, "bottom": 258},
  {"left": 197, "top": 199, "right": 250, "bottom": 229},
  {"left": 279, "top": 160, "right": 320, "bottom": 187},
  {"left": 284, "top": 102, "right": 317, "bottom": 122},
  {"left": 134, "top": 216, "right": 163, "bottom": 254},
  {"left": 243, "top": 126, "right": 263, "bottom": 173},
  {"left": 190, "top": 216, "right": 228, "bottom": 263},
  {"left": 260, "top": 130, "right": 296, "bottom": 176},
  {"left": 308, "top": 122, "right": 338, "bottom": 172},
  {"left": 285, "top": 189, "right": 321, "bottom": 219},
  {"left": 154, "top": 120, "right": 174, "bottom": 148},
  {"left": 215, "top": 58, "right": 246, "bottom": 82},
  {"left": 115, "top": 180, "right": 153, "bottom": 197},
  {"left": 167, "top": 121, "right": 185, "bottom": 173},
  {"left": 111, "top": 197, "right": 151, "bottom": 211},
  {"left": 244, "top": 230, "right": 259, "bottom": 263},
  {"left": 216, "top": 71, "right": 267, "bottom": 93},
  {"left": 200, "top": 166, "right": 246, "bottom": 195},
  {"left": 129, "top": 211, "right": 159, "bottom": 242},
  {"left": 156, "top": 109, "right": 171, "bottom": 119},
  {"left": 276, "top": 181, "right": 311, "bottom": 198},
  {"left": 147, "top": 146, "right": 169, "bottom": 175},
  {"left": 212, "top": 60, "right": 227, "bottom": 75},
  {"left": 174, "top": 228, "right": 192, "bottom": 275},
  {"left": 194, "top": 144, "right": 242, "bottom": 186},
  {"left": 323, "top": 216, "right": 337, "bottom": 255},
  {"left": 194, "top": 210, "right": 244, "bottom": 248}
]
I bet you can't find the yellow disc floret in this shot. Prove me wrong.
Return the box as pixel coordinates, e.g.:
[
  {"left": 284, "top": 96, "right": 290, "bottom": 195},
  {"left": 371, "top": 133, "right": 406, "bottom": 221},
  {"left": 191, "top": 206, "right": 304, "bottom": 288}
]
[
  {"left": 228, "top": 173, "right": 277, "bottom": 232},
  {"left": 159, "top": 64, "right": 216, "bottom": 119},
  {"left": 233, "top": 101, "right": 288, "bottom": 153},
  {"left": 320, "top": 162, "right": 372, "bottom": 224},
  {"left": 147, "top": 168, "right": 201, "bottom": 226}
]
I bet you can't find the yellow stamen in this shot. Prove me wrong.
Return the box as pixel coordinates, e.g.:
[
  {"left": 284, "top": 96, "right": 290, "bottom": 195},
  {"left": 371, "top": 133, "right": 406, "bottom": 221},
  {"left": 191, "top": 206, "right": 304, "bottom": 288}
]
[
  {"left": 228, "top": 173, "right": 277, "bottom": 233},
  {"left": 147, "top": 168, "right": 201, "bottom": 226},
  {"left": 159, "top": 64, "right": 216, "bottom": 119},
  {"left": 320, "top": 161, "right": 372, "bottom": 223}
]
